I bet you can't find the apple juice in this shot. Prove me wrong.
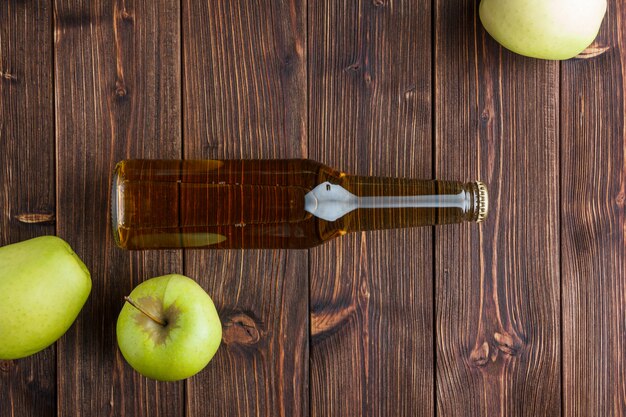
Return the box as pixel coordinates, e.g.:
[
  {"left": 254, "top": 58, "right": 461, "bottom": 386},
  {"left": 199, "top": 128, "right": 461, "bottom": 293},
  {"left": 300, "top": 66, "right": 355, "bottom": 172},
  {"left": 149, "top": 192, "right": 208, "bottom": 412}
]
[{"left": 111, "top": 159, "right": 488, "bottom": 249}]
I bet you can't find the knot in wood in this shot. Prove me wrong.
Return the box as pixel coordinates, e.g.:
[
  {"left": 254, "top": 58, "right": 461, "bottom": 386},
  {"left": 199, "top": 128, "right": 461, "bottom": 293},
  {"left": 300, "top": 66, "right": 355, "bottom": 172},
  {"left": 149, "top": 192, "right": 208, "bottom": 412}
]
[
  {"left": 403, "top": 85, "right": 416, "bottom": 100},
  {"left": 494, "top": 332, "right": 521, "bottom": 356},
  {"left": 360, "top": 279, "right": 371, "bottom": 299},
  {"left": 0, "top": 71, "right": 17, "bottom": 82},
  {"left": 575, "top": 44, "right": 610, "bottom": 59},
  {"left": 120, "top": 9, "right": 134, "bottom": 22},
  {"left": 222, "top": 313, "right": 261, "bottom": 346},
  {"left": 469, "top": 342, "right": 490, "bottom": 368},
  {"left": 311, "top": 303, "right": 357, "bottom": 340},
  {"left": 16, "top": 213, "right": 55, "bottom": 224},
  {"left": 480, "top": 109, "right": 491, "bottom": 123},
  {"left": 281, "top": 52, "right": 297, "bottom": 69},
  {"left": 115, "top": 85, "right": 128, "bottom": 98},
  {"left": 0, "top": 360, "right": 13, "bottom": 373},
  {"left": 345, "top": 62, "right": 361, "bottom": 73}
]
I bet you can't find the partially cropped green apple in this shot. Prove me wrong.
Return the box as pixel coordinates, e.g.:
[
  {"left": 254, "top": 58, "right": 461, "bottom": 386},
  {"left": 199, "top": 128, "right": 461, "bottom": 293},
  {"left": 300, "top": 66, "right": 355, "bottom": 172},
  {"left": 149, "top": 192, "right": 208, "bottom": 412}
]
[
  {"left": 479, "top": 0, "right": 607, "bottom": 60},
  {"left": 0, "top": 236, "right": 91, "bottom": 360},
  {"left": 116, "top": 274, "right": 222, "bottom": 381}
]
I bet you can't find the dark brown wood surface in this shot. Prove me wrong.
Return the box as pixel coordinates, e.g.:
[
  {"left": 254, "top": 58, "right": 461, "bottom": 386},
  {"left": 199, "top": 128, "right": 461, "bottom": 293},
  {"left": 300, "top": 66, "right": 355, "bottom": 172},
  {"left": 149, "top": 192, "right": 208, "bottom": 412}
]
[
  {"left": 54, "top": 1, "right": 184, "bottom": 416},
  {"left": 308, "top": 1, "right": 434, "bottom": 416},
  {"left": 435, "top": 1, "right": 561, "bottom": 415},
  {"left": 0, "top": 1, "right": 624, "bottom": 416},
  {"left": 183, "top": 0, "right": 309, "bottom": 416},
  {"left": 561, "top": 1, "right": 626, "bottom": 415},
  {"left": 0, "top": 3, "right": 56, "bottom": 417}
]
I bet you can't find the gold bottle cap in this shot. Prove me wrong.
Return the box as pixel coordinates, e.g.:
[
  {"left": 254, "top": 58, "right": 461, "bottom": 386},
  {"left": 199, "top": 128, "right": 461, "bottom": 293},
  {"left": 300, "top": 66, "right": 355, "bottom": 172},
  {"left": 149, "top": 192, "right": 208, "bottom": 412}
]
[{"left": 475, "top": 181, "right": 489, "bottom": 223}]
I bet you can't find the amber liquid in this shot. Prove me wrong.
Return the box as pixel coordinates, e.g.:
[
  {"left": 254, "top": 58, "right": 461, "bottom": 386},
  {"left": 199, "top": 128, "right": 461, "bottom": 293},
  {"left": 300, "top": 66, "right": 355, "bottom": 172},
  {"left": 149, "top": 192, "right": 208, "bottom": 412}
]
[{"left": 112, "top": 159, "right": 483, "bottom": 249}]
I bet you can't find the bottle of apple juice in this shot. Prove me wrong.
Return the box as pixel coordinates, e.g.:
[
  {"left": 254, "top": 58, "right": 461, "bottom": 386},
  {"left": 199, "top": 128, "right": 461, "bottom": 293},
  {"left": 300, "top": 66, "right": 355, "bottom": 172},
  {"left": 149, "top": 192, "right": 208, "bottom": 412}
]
[{"left": 111, "top": 159, "right": 488, "bottom": 249}]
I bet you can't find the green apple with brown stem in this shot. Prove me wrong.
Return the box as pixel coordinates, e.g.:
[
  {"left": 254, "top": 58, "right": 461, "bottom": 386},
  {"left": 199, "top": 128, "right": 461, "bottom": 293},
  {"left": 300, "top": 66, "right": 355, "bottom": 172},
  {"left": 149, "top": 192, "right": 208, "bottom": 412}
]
[
  {"left": 116, "top": 274, "right": 222, "bottom": 381},
  {"left": 479, "top": 0, "right": 607, "bottom": 60},
  {"left": 0, "top": 236, "right": 91, "bottom": 360}
]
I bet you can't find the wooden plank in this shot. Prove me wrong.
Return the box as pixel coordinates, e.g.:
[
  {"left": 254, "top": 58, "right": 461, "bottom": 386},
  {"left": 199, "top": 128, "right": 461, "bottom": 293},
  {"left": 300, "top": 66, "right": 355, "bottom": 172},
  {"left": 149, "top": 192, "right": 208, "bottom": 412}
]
[
  {"left": 54, "top": 1, "right": 183, "bottom": 416},
  {"left": 182, "top": 1, "right": 308, "bottom": 416},
  {"left": 308, "top": 0, "right": 434, "bottom": 416},
  {"left": 561, "top": 2, "right": 626, "bottom": 415},
  {"left": 434, "top": 1, "right": 561, "bottom": 416},
  {"left": 0, "top": 1, "right": 56, "bottom": 416}
]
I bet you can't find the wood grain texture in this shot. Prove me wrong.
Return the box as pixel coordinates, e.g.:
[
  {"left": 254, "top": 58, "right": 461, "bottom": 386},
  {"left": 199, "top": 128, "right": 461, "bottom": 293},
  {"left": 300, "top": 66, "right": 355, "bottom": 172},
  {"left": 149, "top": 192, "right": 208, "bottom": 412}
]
[
  {"left": 434, "top": 1, "right": 561, "bottom": 416},
  {"left": 0, "top": 2, "right": 56, "bottom": 417},
  {"left": 561, "top": 1, "right": 626, "bottom": 415},
  {"left": 308, "top": 0, "right": 434, "bottom": 416},
  {"left": 54, "top": 1, "right": 183, "bottom": 416},
  {"left": 182, "top": 0, "right": 308, "bottom": 416},
  {"left": 4, "top": 1, "right": 626, "bottom": 416}
]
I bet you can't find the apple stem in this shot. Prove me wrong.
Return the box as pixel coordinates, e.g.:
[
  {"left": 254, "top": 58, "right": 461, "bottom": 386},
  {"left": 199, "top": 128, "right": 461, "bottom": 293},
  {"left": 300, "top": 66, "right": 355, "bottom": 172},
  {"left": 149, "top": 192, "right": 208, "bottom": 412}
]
[{"left": 124, "top": 296, "right": 167, "bottom": 326}]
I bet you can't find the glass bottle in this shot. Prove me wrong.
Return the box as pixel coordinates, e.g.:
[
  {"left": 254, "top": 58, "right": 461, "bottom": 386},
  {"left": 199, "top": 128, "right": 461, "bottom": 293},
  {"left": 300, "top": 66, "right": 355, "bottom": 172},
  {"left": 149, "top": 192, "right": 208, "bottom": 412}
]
[{"left": 111, "top": 159, "right": 488, "bottom": 249}]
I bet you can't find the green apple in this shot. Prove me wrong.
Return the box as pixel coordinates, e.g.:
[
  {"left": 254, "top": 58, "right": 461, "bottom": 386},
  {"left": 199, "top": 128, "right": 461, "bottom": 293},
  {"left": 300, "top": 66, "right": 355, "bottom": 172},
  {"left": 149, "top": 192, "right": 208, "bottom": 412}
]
[
  {"left": 116, "top": 274, "right": 222, "bottom": 381},
  {"left": 0, "top": 236, "right": 91, "bottom": 360},
  {"left": 479, "top": 0, "right": 607, "bottom": 60}
]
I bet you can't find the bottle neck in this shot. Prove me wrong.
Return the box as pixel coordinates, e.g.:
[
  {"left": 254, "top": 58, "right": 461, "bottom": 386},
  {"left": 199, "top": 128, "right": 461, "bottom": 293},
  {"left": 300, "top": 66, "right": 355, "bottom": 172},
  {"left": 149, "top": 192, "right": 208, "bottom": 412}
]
[{"left": 312, "top": 175, "right": 487, "bottom": 233}]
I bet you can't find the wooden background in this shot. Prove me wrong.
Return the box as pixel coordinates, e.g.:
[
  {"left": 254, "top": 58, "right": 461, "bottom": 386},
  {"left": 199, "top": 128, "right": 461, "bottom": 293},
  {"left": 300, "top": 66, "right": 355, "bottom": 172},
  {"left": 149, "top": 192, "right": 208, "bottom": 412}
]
[{"left": 0, "top": 0, "right": 624, "bottom": 416}]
